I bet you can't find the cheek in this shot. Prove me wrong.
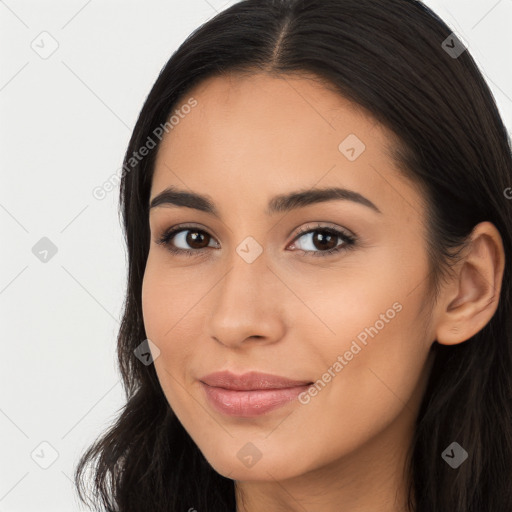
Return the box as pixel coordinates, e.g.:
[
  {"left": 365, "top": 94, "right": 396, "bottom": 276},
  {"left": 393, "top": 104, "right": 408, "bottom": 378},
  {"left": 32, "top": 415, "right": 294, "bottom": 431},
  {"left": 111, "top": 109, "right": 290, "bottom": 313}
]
[
  {"left": 300, "top": 256, "right": 431, "bottom": 425},
  {"left": 141, "top": 255, "right": 191, "bottom": 339},
  {"left": 141, "top": 267, "right": 197, "bottom": 426},
  {"left": 290, "top": 304, "right": 431, "bottom": 477},
  {"left": 320, "top": 295, "right": 430, "bottom": 423},
  {"left": 141, "top": 259, "right": 201, "bottom": 385}
]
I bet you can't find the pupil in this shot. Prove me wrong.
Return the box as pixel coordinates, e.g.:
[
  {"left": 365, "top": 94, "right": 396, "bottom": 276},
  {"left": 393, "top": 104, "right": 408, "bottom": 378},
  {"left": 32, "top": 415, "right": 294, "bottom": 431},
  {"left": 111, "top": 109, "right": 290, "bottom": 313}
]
[
  {"left": 187, "top": 230, "right": 208, "bottom": 249},
  {"left": 314, "top": 231, "right": 336, "bottom": 250}
]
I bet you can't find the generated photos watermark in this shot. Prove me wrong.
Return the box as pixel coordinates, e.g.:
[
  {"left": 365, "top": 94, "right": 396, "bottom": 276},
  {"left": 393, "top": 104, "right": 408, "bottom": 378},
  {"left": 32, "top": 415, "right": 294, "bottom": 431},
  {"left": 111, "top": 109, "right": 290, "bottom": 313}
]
[
  {"left": 299, "top": 301, "right": 403, "bottom": 405},
  {"left": 92, "top": 96, "right": 198, "bottom": 201}
]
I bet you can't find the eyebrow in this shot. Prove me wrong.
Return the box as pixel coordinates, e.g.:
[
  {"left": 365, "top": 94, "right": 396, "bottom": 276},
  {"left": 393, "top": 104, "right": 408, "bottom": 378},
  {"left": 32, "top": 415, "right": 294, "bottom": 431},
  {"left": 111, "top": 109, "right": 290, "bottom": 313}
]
[{"left": 149, "top": 185, "right": 382, "bottom": 216}]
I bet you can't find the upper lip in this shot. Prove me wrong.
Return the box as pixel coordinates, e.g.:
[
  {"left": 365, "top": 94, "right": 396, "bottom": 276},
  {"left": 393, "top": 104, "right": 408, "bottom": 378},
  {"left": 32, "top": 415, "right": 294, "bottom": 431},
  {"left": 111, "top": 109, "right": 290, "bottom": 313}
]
[{"left": 200, "top": 370, "right": 313, "bottom": 391}]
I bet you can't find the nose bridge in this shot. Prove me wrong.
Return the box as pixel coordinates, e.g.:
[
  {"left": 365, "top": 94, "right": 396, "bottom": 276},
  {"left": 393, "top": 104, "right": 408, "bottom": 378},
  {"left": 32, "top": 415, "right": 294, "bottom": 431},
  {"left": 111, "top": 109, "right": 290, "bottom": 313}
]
[
  {"left": 217, "top": 224, "right": 272, "bottom": 303},
  {"left": 207, "top": 243, "right": 285, "bottom": 346}
]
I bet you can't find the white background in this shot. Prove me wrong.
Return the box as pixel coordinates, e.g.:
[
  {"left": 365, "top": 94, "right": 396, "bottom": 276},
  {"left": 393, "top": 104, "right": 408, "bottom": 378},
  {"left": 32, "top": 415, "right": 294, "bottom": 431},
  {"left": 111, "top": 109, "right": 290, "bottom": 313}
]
[{"left": 1, "top": 1, "right": 511, "bottom": 510}]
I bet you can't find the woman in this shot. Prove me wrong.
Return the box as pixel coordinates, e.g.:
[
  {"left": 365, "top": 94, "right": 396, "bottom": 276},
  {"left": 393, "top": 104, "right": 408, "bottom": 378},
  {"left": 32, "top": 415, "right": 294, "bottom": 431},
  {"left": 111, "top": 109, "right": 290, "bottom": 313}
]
[{"left": 74, "top": 0, "right": 512, "bottom": 510}]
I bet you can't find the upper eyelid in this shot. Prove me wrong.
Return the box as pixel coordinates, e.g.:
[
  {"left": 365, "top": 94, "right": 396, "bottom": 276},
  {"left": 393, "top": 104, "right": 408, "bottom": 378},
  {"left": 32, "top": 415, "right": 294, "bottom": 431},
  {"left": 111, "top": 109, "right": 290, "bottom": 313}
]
[{"left": 293, "top": 222, "right": 353, "bottom": 237}]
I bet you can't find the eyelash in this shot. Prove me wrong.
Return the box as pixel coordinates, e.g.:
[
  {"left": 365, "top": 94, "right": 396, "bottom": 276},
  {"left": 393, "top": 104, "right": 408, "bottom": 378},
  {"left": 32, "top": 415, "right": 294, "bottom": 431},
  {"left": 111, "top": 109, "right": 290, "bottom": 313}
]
[{"left": 155, "top": 223, "right": 357, "bottom": 258}]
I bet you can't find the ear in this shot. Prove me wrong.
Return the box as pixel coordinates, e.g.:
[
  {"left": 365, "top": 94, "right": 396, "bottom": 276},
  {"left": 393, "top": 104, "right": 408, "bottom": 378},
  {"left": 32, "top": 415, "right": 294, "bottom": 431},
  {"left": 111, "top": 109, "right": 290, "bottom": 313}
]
[{"left": 435, "top": 221, "right": 506, "bottom": 346}]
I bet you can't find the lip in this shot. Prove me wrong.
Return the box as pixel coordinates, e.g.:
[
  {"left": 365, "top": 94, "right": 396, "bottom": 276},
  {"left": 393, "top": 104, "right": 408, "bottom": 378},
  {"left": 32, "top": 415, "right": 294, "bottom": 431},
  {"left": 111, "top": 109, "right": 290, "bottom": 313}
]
[
  {"left": 200, "top": 370, "right": 312, "bottom": 390},
  {"left": 199, "top": 371, "right": 313, "bottom": 417}
]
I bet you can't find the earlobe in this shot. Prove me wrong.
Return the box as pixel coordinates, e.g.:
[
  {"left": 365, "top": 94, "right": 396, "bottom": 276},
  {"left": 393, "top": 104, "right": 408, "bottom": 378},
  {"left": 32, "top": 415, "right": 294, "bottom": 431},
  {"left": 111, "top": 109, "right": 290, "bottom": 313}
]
[{"left": 435, "top": 222, "right": 505, "bottom": 346}]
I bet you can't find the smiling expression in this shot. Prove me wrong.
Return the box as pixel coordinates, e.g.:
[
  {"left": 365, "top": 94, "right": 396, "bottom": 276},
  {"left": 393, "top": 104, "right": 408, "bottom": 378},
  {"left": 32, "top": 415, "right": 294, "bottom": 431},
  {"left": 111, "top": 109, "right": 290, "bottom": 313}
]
[{"left": 141, "top": 71, "right": 437, "bottom": 482}]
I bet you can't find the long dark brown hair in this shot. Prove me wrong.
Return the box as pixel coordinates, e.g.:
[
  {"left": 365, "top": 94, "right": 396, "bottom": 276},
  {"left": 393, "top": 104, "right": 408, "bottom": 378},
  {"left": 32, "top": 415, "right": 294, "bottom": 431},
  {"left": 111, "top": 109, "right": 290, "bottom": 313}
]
[{"left": 74, "top": 1, "right": 512, "bottom": 510}]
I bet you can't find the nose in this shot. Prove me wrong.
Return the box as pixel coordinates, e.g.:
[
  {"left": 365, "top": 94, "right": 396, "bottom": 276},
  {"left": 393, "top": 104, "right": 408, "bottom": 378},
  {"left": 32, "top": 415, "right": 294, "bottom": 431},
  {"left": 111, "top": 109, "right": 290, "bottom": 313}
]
[{"left": 206, "top": 250, "right": 286, "bottom": 348}]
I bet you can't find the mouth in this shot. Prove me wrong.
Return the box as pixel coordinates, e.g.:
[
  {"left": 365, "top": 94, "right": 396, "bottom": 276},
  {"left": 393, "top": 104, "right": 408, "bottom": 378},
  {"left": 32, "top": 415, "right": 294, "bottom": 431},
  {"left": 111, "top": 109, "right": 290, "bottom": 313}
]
[{"left": 199, "top": 370, "right": 314, "bottom": 417}]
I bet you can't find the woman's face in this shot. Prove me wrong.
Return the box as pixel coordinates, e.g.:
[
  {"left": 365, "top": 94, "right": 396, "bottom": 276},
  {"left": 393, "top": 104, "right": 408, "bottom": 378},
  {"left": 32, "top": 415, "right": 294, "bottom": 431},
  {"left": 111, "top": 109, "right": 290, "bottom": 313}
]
[{"left": 142, "top": 72, "right": 437, "bottom": 483}]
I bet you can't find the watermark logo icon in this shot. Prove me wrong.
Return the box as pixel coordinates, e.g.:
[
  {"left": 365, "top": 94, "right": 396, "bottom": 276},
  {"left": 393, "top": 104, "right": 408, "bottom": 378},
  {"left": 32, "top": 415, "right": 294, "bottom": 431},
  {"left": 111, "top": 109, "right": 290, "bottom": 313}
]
[
  {"left": 441, "top": 32, "right": 467, "bottom": 59},
  {"left": 236, "top": 236, "right": 263, "bottom": 264},
  {"left": 237, "top": 442, "right": 262, "bottom": 468},
  {"left": 31, "top": 441, "right": 59, "bottom": 469},
  {"left": 32, "top": 237, "right": 58, "bottom": 263},
  {"left": 338, "top": 134, "right": 366, "bottom": 161},
  {"left": 31, "top": 31, "right": 59, "bottom": 59},
  {"left": 441, "top": 441, "right": 468, "bottom": 468},
  {"left": 134, "top": 339, "right": 161, "bottom": 366}
]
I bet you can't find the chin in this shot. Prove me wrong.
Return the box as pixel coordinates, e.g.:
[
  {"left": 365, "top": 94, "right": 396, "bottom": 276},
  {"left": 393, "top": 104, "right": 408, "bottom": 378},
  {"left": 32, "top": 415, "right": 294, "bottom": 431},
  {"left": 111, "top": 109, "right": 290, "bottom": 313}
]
[{"left": 201, "top": 446, "right": 305, "bottom": 482}]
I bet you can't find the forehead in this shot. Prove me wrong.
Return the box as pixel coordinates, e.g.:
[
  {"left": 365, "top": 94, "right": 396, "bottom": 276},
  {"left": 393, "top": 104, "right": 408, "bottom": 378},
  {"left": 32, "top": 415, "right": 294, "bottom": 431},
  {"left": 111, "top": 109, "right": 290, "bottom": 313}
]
[
  {"left": 163, "top": 71, "right": 387, "bottom": 148},
  {"left": 151, "top": 72, "right": 425, "bottom": 221}
]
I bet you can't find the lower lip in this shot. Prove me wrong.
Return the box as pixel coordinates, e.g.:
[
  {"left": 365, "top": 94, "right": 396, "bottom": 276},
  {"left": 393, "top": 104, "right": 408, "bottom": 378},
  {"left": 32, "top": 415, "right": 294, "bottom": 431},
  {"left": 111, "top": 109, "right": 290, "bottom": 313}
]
[{"left": 200, "top": 382, "right": 311, "bottom": 417}]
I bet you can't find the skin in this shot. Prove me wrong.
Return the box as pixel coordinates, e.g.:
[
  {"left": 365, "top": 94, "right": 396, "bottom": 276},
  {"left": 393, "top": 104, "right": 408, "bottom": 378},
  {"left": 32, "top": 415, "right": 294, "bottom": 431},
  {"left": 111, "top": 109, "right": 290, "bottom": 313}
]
[{"left": 141, "top": 72, "right": 505, "bottom": 512}]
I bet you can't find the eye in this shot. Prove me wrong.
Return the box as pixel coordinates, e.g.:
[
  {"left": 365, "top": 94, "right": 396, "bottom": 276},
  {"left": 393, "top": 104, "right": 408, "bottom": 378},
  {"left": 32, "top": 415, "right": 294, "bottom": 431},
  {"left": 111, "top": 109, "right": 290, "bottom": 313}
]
[
  {"left": 289, "top": 223, "right": 357, "bottom": 257},
  {"left": 155, "top": 222, "right": 357, "bottom": 258},
  {"left": 156, "top": 224, "right": 219, "bottom": 257}
]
